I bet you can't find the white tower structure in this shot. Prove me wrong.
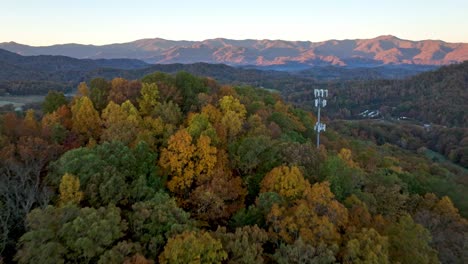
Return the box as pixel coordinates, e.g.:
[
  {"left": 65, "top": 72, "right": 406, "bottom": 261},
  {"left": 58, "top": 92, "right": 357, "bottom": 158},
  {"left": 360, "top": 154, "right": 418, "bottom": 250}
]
[{"left": 314, "top": 89, "right": 328, "bottom": 149}]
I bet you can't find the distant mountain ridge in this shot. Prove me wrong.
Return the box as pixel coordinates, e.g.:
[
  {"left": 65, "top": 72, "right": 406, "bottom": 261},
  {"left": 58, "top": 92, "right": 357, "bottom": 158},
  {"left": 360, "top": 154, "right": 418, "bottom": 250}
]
[{"left": 1, "top": 35, "right": 467, "bottom": 67}]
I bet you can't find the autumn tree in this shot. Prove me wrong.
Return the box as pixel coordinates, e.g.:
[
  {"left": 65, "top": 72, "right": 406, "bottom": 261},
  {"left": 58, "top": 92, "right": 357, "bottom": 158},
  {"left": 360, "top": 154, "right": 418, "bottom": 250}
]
[
  {"left": 108, "top": 78, "right": 142, "bottom": 105},
  {"left": 159, "top": 231, "right": 227, "bottom": 264},
  {"left": 260, "top": 165, "right": 310, "bottom": 201},
  {"left": 76, "top": 82, "right": 89, "bottom": 97},
  {"left": 159, "top": 130, "right": 217, "bottom": 198},
  {"left": 101, "top": 100, "right": 141, "bottom": 145},
  {"left": 20, "top": 109, "right": 40, "bottom": 137},
  {"left": 58, "top": 173, "right": 83, "bottom": 206},
  {"left": 267, "top": 182, "right": 348, "bottom": 248},
  {"left": 1, "top": 112, "right": 21, "bottom": 138},
  {"left": 341, "top": 228, "right": 389, "bottom": 264},
  {"left": 412, "top": 194, "right": 468, "bottom": 263},
  {"left": 338, "top": 148, "right": 359, "bottom": 169},
  {"left": 343, "top": 195, "right": 373, "bottom": 233},
  {"left": 138, "top": 82, "right": 160, "bottom": 116},
  {"left": 246, "top": 114, "right": 270, "bottom": 137},
  {"left": 71, "top": 96, "right": 101, "bottom": 140},
  {"left": 219, "top": 95, "right": 247, "bottom": 141},
  {"left": 187, "top": 150, "right": 246, "bottom": 223}
]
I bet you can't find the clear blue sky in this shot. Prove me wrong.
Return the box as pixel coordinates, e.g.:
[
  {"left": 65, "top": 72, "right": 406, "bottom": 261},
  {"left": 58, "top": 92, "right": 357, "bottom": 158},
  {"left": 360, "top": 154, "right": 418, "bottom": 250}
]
[{"left": 1, "top": 0, "right": 467, "bottom": 45}]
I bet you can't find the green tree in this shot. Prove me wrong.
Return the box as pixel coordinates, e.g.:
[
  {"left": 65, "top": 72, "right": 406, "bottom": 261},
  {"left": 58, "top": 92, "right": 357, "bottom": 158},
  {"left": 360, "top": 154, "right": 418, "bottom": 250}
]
[
  {"left": 273, "top": 238, "right": 337, "bottom": 264},
  {"left": 321, "top": 155, "right": 364, "bottom": 202},
  {"left": 97, "top": 241, "right": 148, "bottom": 264},
  {"left": 130, "top": 192, "right": 192, "bottom": 259},
  {"left": 213, "top": 226, "right": 268, "bottom": 264},
  {"left": 47, "top": 141, "right": 161, "bottom": 207},
  {"left": 42, "top": 90, "right": 68, "bottom": 114},
  {"left": 385, "top": 214, "right": 438, "bottom": 264},
  {"left": 15, "top": 205, "right": 126, "bottom": 264},
  {"left": 175, "top": 71, "right": 207, "bottom": 113},
  {"left": 89, "top": 78, "right": 111, "bottom": 112}
]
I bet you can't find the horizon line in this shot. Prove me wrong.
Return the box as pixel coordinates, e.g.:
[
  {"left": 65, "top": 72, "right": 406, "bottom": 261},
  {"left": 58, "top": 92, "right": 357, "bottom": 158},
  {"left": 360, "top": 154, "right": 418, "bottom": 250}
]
[{"left": 2, "top": 34, "right": 466, "bottom": 47}]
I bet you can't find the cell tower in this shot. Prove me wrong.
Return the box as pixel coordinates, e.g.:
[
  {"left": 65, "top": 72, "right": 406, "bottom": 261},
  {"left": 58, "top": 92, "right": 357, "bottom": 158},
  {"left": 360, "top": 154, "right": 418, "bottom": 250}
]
[{"left": 314, "top": 89, "right": 328, "bottom": 149}]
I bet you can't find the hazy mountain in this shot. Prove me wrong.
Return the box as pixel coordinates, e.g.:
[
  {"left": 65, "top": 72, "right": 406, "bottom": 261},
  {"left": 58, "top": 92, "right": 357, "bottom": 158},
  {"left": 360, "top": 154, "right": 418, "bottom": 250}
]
[{"left": 1, "top": 35, "right": 467, "bottom": 67}]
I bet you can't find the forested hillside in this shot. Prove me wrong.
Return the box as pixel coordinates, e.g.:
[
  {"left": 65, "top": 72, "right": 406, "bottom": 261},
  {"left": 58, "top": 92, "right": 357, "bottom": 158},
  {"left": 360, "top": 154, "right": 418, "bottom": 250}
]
[
  {"left": 1, "top": 72, "right": 466, "bottom": 263},
  {"left": 290, "top": 61, "right": 468, "bottom": 128},
  {"left": 0, "top": 48, "right": 434, "bottom": 96},
  {"left": 0, "top": 49, "right": 148, "bottom": 95}
]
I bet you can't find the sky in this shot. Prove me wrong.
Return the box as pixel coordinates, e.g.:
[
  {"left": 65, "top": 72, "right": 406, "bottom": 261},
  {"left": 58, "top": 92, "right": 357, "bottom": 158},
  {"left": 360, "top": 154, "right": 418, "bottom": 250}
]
[{"left": 1, "top": 0, "right": 467, "bottom": 46}]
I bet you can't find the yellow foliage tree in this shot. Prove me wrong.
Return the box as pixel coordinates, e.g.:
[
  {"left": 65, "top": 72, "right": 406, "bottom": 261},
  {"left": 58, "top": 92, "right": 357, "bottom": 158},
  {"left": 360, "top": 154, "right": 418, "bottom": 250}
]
[
  {"left": 160, "top": 130, "right": 217, "bottom": 198},
  {"left": 219, "top": 96, "right": 247, "bottom": 141},
  {"left": 77, "top": 82, "right": 89, "bottom": 97},
  {"left": 71, "top": 96, "right": 101, "bottom": 139},
  {"left": 267, "top": 182, "right": 348, "bottom": 247},
  {"left": 101, "top": 100, "right": 141, "bottom": 145},
  {"left": 159, "top": 231, "right": 227, "bottom": 264},
  {"left": 219, "top": 95, "right": 247, "bottom": 118},
  {"left": 58, "top": 173, "right": 84, "bottom": 206},
  {"left": 194, "top": 135, "right": 217, "bottom": 184},
  {"left": 137, "top": 82, "right": 160, "bottom": 116},
  {"left": 160, "top": 129, "right": 196, "bottom": 196},
  {"left": 260, "top": 166, "right": 310, "bottom": 201},
  {"left": 22, "top": 109, "right": 40, "bottom": 135},
  {"left": 338, "top": 148, "right": 358, "bottom": 168}
]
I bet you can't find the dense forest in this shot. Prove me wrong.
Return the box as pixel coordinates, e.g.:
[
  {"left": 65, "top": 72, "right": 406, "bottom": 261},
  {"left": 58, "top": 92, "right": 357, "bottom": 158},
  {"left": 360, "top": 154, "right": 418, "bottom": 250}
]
[
  {"left": 1, "top": 71, "right": 467, "bottom": 263},
  {"left": 0, "top": 48, "right": 433, "bottom": 96}
]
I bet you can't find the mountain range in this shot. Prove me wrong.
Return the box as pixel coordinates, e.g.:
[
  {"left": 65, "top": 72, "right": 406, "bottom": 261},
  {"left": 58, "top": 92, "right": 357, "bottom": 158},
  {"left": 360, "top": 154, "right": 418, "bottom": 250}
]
[{"left": 1, "top": 35, "right": 467, "bottom": 67}]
